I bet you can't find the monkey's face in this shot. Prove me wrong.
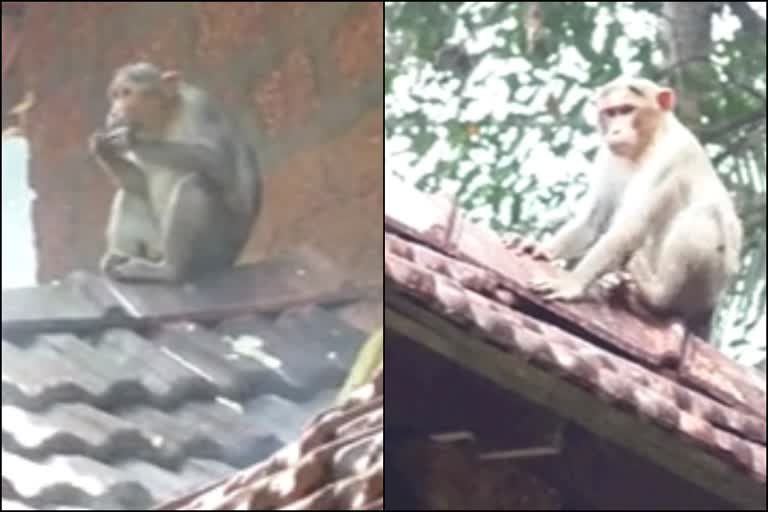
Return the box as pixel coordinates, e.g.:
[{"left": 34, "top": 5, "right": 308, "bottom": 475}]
[
  {"left": 595, "top": 81, "right": 675, "bottom": 161},
  {"left": 106, "top": 78, "right": 169, "bottom": 133}
]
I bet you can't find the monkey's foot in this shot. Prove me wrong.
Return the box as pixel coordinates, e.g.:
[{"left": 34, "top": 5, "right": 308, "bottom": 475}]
[
  {"left": 596, "top": 271, "right": 633, "bottom": 297},
  {"left": 110, "top": 258, "right": 183, "bottom": 283},
  {"left": 529, "top": 275, "right": 587, "bottom": 302},
  {"left": 626, "top": 253, "right": 654, "bottom": 285},
  {"left": 100, "top": 252, "right": 131, "bottom": 274},
  {"left": 142, "top": 247, "right": 164, "bottom": 263},
  {"left": 598, "top": 270, "right": 657, "bottom": 322}
]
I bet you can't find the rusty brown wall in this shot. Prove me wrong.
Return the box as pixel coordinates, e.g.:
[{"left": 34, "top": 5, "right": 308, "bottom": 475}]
[
  {"left": 2, "top": 7, "right": 24, "bottom": 121},
  {"left": 10, "top": 2, "right": 382, "bottom": 285}
]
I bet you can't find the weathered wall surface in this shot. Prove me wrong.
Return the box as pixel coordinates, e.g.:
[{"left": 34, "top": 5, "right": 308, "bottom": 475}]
[
  {"left": 2, "top": 6, "right": 24, "bottom": 126},
  {"left": 5, "top": 2, "right": 382, "bottom": 285}
]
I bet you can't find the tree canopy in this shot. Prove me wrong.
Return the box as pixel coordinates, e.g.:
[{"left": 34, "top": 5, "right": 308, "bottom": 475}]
[{"left": 386, "top": 2, "right": 766, "bottom": 367}]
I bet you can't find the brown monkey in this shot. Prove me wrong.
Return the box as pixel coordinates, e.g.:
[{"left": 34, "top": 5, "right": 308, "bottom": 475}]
[
  {"left": 89, "top": 62, "right": 262, "bottom": 283},
  {"left": 531, "top": 77, "right": 742, "bottom": 339}
]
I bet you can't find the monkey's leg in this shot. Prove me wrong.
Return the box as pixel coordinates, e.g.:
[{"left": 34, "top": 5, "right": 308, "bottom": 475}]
[
  {"left": 626, "top": 208, "right": 723, "bottom": 338},
  {"left": 625, "top": 251, "right": 714, "bottom": 340},
  {"left": 111, "top": 173, "right": 236, "bottom": 283},
  {"left": 102, "top": 191, "right": 161, "bottom": 274}
]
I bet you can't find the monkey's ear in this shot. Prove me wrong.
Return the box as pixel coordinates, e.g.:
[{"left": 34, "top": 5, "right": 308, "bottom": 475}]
[
  {"left": 656, "top": 88, "right": 675, "bottom": 111},
  {"left": 160, "top": 71, "right": 181, "bottom": 96}
]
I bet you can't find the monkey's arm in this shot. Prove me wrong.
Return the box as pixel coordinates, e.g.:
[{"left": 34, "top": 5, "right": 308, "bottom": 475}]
[
  {"left": 130, "top": 139, "right": 231, "bottom": 187},
  {"left": 93, "top": 154, "right": 140, "bottom": 180},
  {"left": 544, "top": 171, "right": 615, "bottom": 261},
  {"left": 544, "top": 205, "right": 601, "bottom": 261},
  {"left": 90, "top": 142, "right": 146, "bottom": 192}
]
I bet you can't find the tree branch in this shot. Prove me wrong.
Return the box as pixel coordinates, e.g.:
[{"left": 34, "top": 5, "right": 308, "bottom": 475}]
[
  {"left": 651, "top": 54, "right": 712, "bottom": 83},
  {"left": 700, "top": 107, "right": 766, "bottom": 143},
  {"left": 731, "top": 79, "right": 766, "bottom": 103},
  {"left": 712, "top": 125, "right": 766, "bottom": 166}
]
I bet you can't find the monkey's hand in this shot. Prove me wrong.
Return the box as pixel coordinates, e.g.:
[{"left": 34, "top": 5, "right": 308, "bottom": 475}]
[
  {"left": 89, "top": 131, "right": 113, "bottom": 156},
  {"left": 89, "top": 127, "right": 134, "bottom": 156},
  {"left": 530, "top": 273, "right": 588, "bottom": 302},
  {"left": 104, "top": 125, "right": 135, "bottom": 152}
]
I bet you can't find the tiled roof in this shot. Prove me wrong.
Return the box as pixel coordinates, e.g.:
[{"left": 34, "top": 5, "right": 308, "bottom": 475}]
[
  {"left": 155, "top": 367, "right": 383, "bottom": 510},
  {"left": 2, "top": 251, "right": 377, "bottom": 510},
  {"left": 384, "top": 177, "right": 766, "bottom": 487}
]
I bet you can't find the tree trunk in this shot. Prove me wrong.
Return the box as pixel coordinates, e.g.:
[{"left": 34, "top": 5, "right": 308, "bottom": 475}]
[{"left": 659, "top": 2, "right": 712, "bottom": 126}]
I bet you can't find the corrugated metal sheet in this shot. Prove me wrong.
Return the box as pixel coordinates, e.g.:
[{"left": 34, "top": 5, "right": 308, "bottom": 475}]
[{"left": 2, "top": 252, "right": 376, "bottom": 510}]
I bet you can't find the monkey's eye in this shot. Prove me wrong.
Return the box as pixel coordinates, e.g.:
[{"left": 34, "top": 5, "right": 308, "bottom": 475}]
[
  {"left": 617, "top": 105, "right": 635, "bottom": 115},
  {"left": 112, "top": 87, "right": 133, "bottom": 99}
]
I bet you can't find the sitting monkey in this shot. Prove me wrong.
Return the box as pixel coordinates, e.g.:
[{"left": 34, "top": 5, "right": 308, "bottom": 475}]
[
  {"left": 89, "top": 62, "right": 262, "bottom": 283},
  {"left": 530, "top": 77, "right": 743, "bottom": 340}
]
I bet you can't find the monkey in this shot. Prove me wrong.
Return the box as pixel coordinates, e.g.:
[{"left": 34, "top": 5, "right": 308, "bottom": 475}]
[
  {"left": 529, "top": 76, "right": 742, "bottom": 340},
  {"left": 88, "top": 62, "right": 262, "bottom": 283}
]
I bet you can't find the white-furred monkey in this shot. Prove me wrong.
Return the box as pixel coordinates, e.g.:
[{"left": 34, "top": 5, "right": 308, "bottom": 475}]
[
  {"left": 89, "top": 62, "right": 262, "bottom": 283},
  {"left": 531, "top": 77, "right": 742, "bottom": 340}
]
